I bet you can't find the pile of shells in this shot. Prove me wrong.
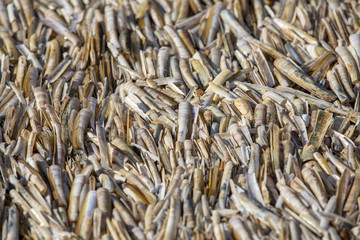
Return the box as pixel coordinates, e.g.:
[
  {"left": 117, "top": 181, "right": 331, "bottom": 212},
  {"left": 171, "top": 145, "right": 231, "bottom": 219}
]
[{"left": 1, "top": 0, "right": 360, "bottom": 239}]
